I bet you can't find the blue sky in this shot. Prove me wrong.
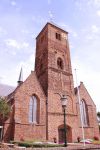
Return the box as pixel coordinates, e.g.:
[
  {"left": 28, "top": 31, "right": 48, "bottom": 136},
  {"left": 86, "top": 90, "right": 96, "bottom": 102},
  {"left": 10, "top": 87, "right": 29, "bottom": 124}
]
[{"left": 0, "top": 0, "right": 100, "bottom": 111}]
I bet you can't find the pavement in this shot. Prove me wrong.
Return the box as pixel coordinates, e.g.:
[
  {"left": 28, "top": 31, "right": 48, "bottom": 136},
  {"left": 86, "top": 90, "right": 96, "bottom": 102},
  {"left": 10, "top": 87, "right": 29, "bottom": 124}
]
[
  {"left": 0, "top": 142, "right": 100, "bottom": 150},
  {"left": 65, "top": 143, "right": 100, "bottom": 150}
]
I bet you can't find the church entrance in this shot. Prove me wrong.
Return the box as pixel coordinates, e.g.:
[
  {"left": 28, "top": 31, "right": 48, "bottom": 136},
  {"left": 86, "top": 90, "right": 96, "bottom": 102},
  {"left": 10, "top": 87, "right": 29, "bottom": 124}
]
[{"left": 58, "top": 124, "right": 72, "bottom": 143}]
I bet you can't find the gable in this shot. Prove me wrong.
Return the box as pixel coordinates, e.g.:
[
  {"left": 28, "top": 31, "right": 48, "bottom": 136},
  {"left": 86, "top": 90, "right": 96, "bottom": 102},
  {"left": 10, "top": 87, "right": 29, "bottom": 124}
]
[
  {"left": 14, "top": 71, "right": 46, "bottom": 99},
  {"left": 10, "top": 71, "right": 46, "bottom": 124},
  {"left": 78, "top": 82, "right": 96, "bottom": 107}
]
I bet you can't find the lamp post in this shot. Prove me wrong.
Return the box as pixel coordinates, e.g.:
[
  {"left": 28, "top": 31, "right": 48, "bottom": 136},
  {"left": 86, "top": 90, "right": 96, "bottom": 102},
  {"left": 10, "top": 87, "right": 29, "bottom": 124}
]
[
  {"left": 55, "top": 93, "right": 68, "bottom": 147},
  {"left": 61, "top": 95, "right": 67, "bottom": 147}
]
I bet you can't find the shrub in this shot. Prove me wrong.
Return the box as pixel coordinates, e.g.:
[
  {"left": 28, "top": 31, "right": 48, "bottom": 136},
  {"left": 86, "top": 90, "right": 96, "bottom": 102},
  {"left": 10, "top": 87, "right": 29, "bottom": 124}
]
[
  {"left": 18, "top": 142, "right": 33, "bottom": 147},
  {"left": 77, "top": 136, "right": 81, "bottom": 142},
  {"left": 18, "top": 142, "right": 52, "bottom": 148},
  {"left": 10, "top": 141, "right": 63, "bottom": 148},
  {"left": 93, "top": 136, "right": 99, "bottom": 141}
]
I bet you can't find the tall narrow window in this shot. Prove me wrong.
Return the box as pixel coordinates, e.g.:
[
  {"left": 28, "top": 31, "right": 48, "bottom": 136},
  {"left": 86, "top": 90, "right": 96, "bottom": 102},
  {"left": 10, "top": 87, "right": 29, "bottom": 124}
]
[
  {"left": 80, "top": 100, "right": 89, "bottom": 127},
  {"left": 57, "top": 57, "right": 63, "bottom": 69},
  {"left": 29, "top": 96, "right": 37, "bottom": 123}
]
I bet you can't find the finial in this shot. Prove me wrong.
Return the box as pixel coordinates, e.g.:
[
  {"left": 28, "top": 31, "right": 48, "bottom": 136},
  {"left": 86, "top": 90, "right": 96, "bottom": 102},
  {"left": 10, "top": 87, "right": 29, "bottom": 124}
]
[{"left": 17, "top": 67, "right": 23, "bottom": 85}]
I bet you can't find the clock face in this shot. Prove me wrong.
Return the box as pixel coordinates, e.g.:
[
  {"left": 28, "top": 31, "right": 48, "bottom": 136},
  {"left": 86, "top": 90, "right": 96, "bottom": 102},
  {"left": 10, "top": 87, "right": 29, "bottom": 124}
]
[{"left": 61, "top": 33, "right": 67, "bottom": 39}]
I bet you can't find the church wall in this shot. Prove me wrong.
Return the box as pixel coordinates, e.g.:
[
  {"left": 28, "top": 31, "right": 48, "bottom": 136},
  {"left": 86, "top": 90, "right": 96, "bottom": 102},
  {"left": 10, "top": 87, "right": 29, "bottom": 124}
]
[
  {"left": 14, "top": 124, "right": 45, "bottom": 141},
  {"left": 12, "top": 72, "right": 46, "bottom": 141},
  {"left": 47, "top": 113, "right": 80, "bottom": 143},
  {"left": 76, "top": 82, "right": 100, "bottom": 139}
]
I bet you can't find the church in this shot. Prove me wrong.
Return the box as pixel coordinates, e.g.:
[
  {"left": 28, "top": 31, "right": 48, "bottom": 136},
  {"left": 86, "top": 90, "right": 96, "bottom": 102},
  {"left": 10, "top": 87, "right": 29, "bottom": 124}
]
[{"left": 1, "top": 22, "right": 99, "bottom": 143}]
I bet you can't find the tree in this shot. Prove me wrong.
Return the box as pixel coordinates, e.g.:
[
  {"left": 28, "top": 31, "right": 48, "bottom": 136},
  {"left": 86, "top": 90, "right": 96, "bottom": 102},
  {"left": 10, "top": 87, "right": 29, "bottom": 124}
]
[
  {"left": 0, "top": 97, "right": 10, "bottom": 124},
  {"left": 97, "top": 112, "right": 100, "bottom": 121},
  {"left": 97, "top": 112, "right": 100, "bottom": 132}
]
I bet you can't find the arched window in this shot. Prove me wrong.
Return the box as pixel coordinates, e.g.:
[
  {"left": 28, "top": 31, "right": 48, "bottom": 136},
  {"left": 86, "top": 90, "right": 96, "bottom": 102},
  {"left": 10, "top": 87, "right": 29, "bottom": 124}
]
[
  {"left": 57, "top": 57, "right": 63, "bottom": 70},
  {"left": 29, "top": 95, "right": 38, "bottom": 123},
  {"left": 80, "top": 100, "right": 89, "bottom": 127}
]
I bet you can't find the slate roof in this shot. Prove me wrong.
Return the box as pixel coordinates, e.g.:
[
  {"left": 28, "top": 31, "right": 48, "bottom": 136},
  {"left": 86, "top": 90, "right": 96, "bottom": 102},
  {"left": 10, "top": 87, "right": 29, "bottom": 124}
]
[{"left": 0, "top": 83, "right": 15, "bottom": 96}]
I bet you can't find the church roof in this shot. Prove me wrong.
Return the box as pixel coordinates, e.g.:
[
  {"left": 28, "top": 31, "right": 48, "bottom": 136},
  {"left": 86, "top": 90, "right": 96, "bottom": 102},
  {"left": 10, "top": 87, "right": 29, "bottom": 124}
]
[{"left": 0, "top": 83, "right": 15, "bottom": 96}]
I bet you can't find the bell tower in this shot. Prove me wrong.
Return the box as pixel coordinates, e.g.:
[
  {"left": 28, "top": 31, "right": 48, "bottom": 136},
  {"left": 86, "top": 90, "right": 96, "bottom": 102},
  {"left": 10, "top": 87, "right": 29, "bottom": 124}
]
[
  {"left": 35, "top": 23, "right": 76, "bottom": 141},
  {"left": 35, "top": 22, "right": 74, "bottom": 97}
]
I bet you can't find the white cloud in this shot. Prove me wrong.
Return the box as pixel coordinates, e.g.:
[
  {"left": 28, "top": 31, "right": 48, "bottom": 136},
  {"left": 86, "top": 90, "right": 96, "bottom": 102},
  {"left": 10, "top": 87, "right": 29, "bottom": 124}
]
[
  {"left": 91, "top": 25, "right": 99, "bottom": 33},
  {"left": 97, "top": 10, "right": 100, "bottom": 16},
  {"left": 72, "top": 58, "right": 100, "bottom": 111},
  {"left": 21, "top": 29, "right": 30, "bottom": 34},
  {"left": 48, "top": 0, "right": 52, "bottom": 5},
  {"left": 5, "top": 39, "right": 29, "bottom": 49},
  {"left": 94, "top": 0, "right": 100, "bottom": 5},
  {"left": 5, "top": 39, "right": 20, "bottom": 49},
  {"left": 15, "top": 53, "right": 35, "bottom": 82},
  {"left": 32, "top": 16, "right": 47, "bottom": 25},
  {"left": 0, "top": 76, "right": 5, "bottom": 83},
  {"left": 11, "top": 1, "right": 16, "bottom": 6},
  {"left": 1, "top": 52, "right": 35, "bottom": 87},
  {"left": 81, "top": 25, "right": 100, "bottom": 42},
  {"left": 59, "top": 22, "right": 78, "bottom": 38},
  {"left": 0, "top": 27, "right": 7, "bottom": 35},
  {"left": 22, "top": 42, "right": 29, "bottom": 48}
]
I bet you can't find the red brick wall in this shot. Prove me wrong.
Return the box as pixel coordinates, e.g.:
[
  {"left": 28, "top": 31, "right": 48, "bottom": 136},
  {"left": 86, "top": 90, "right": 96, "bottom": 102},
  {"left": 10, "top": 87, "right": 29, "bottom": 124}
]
[
  {"left": 10, "top": 71, "right": 46, "bottom": 141},
  {"left": 76, "top": 82, "right": 100, "bottom": 140}
]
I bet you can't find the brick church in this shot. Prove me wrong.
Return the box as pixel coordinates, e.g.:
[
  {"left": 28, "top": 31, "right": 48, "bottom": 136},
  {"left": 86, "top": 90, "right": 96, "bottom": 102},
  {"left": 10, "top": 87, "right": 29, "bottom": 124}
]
[{"left": 1, "top": 22, "right": 99, "bottom": 143}]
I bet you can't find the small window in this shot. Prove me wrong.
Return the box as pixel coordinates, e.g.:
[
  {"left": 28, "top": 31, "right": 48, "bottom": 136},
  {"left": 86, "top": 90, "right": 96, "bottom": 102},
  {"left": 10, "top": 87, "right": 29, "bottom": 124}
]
[
  {"left": 57, "top": 57, "right": 63, "bottom": 69},
  {"left": 55, "top": 33, "right": 61, "bottom": 40}
]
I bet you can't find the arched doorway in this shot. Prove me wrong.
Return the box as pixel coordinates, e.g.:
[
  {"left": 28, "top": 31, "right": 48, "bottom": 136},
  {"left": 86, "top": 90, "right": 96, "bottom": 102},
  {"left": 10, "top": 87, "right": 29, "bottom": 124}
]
[{"left": 58, "top": 124, "right": 72, "bottom": 143}]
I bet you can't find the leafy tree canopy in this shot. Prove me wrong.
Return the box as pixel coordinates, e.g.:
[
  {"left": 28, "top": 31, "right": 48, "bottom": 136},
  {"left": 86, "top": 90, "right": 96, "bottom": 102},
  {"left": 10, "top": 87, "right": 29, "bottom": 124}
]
[
  {"left": 0, "top": 97, "right": 10, "bottom": 123},
  {"left": 97, "top": 112, "right": 100, "bottom": 117}
]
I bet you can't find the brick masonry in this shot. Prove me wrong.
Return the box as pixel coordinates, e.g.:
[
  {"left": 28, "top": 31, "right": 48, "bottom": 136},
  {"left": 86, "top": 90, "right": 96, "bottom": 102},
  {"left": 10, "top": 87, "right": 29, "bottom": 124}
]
[{"left": 3, "top": 22, "right": 100, "bottom": 143}]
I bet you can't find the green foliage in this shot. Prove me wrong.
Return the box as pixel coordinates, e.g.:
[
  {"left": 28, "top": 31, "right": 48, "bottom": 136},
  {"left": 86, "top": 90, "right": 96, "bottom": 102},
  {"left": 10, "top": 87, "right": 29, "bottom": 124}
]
[
  {"left": 10, "top": 141, "right": 63, "bottom": 148},
  {"left": 97, "top": 112, "right": 100, "bottom": 118},
  {"left": 0, "top": 97, "right": 10, "bottom": 122},
  {"left": 93, "top": 140, "right": 100, "bottom": 145}
]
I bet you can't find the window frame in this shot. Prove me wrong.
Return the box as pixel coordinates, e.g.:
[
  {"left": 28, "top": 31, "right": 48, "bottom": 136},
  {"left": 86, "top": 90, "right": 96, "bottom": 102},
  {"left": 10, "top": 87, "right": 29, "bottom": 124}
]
[
  {"left": 80, "top": 99, "right": 89, "bottom": 127},
  {"left": 29, "top": 95, "right": 39, "bottom": 124},
  {"left": 57, "top": 57, "right": 63, "bottom": 70},
  {"left": 55, "top": 33, "right": 61, "bottom": 40}
]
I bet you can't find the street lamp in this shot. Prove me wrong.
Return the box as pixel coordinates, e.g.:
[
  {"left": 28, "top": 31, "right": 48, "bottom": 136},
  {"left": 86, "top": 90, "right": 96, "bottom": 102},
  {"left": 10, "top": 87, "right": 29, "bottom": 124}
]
[
  {"left": 61, "top": 95, "right": 67, "bottom": 147},
  {"left": 55, "top": 93, "right": 68, "bottom": 147}
]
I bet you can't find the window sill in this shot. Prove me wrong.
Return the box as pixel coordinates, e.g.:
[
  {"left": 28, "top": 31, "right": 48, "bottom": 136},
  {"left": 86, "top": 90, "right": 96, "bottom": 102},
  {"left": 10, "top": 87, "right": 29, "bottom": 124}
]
[
  {"left": 79, "top": 126, "right": 93, "bottom": 128},
  {"left": 29, "top": 123, "right": 45, "bottom": 126}
]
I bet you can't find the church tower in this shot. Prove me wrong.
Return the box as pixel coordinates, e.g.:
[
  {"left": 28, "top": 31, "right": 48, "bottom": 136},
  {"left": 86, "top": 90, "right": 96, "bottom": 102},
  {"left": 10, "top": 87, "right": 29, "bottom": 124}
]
[
  {"left": 35, "top": 23, "right": 77, "bottom": 142},
  {"left": 35, "top": 22, "right": 75, "bottom": 95}
]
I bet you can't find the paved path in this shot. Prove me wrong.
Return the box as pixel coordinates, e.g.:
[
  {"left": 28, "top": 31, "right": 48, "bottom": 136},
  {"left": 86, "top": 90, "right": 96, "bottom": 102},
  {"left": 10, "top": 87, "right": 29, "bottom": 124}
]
[
  {"left": 0, "top": 143, "right": 100, "bottom": 149},
  {"left": 64, "top": 143, "right": 100, "bottom": 149}
]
